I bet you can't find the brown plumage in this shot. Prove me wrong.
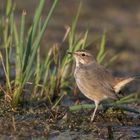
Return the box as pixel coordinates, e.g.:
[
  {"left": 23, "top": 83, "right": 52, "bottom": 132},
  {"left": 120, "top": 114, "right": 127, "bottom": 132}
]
[{"left": 68, "top": 50, "right": 139, "bottom": 121}]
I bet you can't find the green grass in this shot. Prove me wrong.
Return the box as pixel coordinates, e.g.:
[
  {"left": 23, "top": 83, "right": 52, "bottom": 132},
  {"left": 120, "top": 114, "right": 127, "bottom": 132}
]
[
  {"left": 0, "top": 1, "right": 89, "bottom": 108},
  {"left": 0, "top": 0, "right": 59, "bottom": 107}
]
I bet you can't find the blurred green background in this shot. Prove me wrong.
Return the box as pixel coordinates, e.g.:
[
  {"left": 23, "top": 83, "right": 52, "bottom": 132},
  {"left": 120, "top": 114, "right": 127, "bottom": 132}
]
[{"left": 0, "top": 0, "right": 140, "bottom": 73}]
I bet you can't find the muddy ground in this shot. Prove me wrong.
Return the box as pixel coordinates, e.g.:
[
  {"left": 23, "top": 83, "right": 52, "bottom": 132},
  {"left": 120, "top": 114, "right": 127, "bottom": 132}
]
[
  {"left": 0, "top": 0, "right": 140, "bottom": 139},
  {"left": 0, "top": 97, "right": 140, "bottom": 139}
]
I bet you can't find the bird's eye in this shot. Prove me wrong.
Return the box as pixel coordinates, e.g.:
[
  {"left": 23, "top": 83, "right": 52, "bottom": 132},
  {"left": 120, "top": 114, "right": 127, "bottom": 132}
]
[{"left": 82, "top": 53, "right": 85, "bottom": 56}]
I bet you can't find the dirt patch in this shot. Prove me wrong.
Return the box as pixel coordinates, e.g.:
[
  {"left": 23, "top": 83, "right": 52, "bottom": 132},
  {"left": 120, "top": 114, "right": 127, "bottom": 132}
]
[{"left": 0, "top": 97, "right": 139, "bottom": 139}]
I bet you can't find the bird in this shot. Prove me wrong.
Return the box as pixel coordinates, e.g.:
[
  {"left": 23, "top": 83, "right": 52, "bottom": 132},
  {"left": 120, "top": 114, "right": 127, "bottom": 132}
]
[{"left": 68, "top": 50, "right": 140, "bottom": 122}]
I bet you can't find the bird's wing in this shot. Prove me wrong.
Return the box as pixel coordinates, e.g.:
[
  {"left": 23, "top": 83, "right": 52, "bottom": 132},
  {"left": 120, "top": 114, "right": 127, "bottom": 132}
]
[{"left": 86, "top": 64, "right": 118, "bottom": 100}]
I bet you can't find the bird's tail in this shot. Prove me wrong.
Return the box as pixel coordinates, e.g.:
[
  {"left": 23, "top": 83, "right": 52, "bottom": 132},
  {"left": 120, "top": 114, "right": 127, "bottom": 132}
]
[{"left": 114, "top": 76, "right": 140, "bottom": 93}]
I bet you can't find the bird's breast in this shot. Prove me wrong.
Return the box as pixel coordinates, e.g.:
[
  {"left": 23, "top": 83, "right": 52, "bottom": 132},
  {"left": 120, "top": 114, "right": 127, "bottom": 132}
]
[{"left": 74, "top": 68, "right": 96, "bottom": 100}]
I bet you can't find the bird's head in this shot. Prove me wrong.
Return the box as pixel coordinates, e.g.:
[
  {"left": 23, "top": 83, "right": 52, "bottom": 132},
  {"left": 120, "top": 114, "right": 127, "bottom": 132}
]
[{"left": 68, "top": 50, "right": 96, "bottom": 66}]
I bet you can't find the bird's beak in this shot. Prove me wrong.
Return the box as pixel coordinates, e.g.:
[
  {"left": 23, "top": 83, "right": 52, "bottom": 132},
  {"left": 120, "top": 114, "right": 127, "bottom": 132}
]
[{"left": 67, "top": 51, "right": 73, "bottom": 55}]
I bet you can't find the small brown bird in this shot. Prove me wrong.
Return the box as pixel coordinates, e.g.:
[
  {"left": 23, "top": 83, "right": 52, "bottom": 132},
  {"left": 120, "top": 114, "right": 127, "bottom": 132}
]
[{"left": 68, "top": 50, "right": 139, "bottom": 122}]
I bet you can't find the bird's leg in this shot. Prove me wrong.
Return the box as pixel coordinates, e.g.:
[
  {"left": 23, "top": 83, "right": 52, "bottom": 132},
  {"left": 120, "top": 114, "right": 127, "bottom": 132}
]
[{"left": 91, "top": 101, "right": 99, "bottom": 122}]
